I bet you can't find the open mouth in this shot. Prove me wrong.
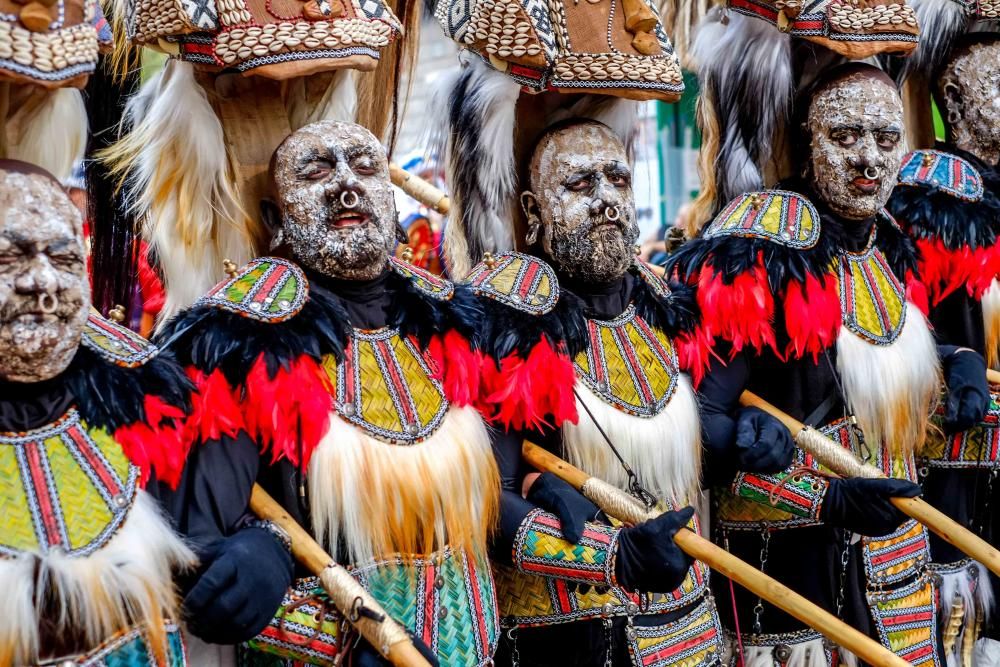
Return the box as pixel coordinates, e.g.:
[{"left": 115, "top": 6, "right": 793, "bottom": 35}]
[
  {"left": 331, "top": 210, "right": 369, "bottom": 228},
  {"left": 10, "top": 312, "right": 58, "bottom": 324},
  {"left": 852, "top": 177, "right": 880, "bottom": 194}
]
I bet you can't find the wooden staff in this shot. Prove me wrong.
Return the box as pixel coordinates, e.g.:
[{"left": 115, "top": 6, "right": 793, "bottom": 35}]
[
  {"left": 986, "top": 369, "right": 1000, "bottom": 385},
  {"left": 389, "top": 163, "right": 450, "bottom": 215},
  {"left": 739, "top": 391, "right": 1000, "bottom": 578},
  {"left": 522, "top": 442, "right": 910, "bottom": 667},
  {"left": 250, "top": 484, "right": 432, "bottom": 667}
]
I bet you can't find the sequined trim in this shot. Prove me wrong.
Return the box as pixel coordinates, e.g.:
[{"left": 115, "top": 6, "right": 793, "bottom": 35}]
[
  {"left": 867, "top": 575, "right": 940, "bottom": 667},
  {"left": 467, "top": 251, "right": 559, "bottom": 315},
  {"left": 627, "top": 596, "right": 724, "bottom": 667},
  {"left": 898, "top": 150, "right": 984, "bottom": 203},
  {"left": 322, "top": 328, "right": 449, "bottom": 444},
  {"left": 0, "top": 409, "right": 138, "bottom": 558},
  {"left": 924, "top": 384, "right": 1000, "bottom": 469},
  {"left": 389, "top": 257, "right": 454, "bottom": 301},
  {"left": 82, "top": 310, "right": 158, "bottom": 368},
  {"left": 197, "top": 257, "right": 307, "bottom": 322},
  {"left": 574, "top": 305, "right": 679, "bottom": 418},
  {"left": 42, "top": 621, "right": 186, "bottom": 666},
  {"left": 863, "top": 520, "right": 931, "bottom": 586},
  {"left": 838, "top": 240, "right": 907, "bottom": 345},
  {"left": 704, "top": 190, "right": 820, "bottom": 249},
  {"left": 513, "top": 509, "right": 618, "bottom": 587}
]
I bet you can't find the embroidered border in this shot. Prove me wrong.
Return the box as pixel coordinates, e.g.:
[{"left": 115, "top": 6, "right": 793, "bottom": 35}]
[
  {"left": 704, "top": 190, "right": 821, "bottom": 249},
  {"left": 863, "top": 520, "right": 930, "bottom": 586},
  {"left": 924, "top": 385, "right": 1000, "bottom": 469},
  {"left": 839, "top": 240, "right": 907, "bottom": 345},
  {"left": 897, "top": 150, "right": 984, "bottom": 203},
  {"left": 633, "top": 261, "right": 672, "bottom": 300},
  {"left": 389, "top": 256, "right": 455, "bottom": 301},
  {"left": 867, "top": 575, "right": 940, "bottom": 667},
  {"left": 513, "top": 509, "right": 619, "bottom": 587},
  {"left": 468, "top": 251, "right": 559, "bottom": 315},
  {"left": 59, "top": 621, "right": 186, "bottom": 666},
  {"left": 627, "top": 596, "right": 724, "bottom": 667},
  {"left": 731, "top": 469, "right": 828, "bottom": 520},
  {"left": 249, "top": 576, "right": 342, "bottom": 664},
  {"left": 82, "top": 310, "right": 158, "bottom": 368},
  {"left": 197, "top": 257, "right": 308, "bottom": 322}
]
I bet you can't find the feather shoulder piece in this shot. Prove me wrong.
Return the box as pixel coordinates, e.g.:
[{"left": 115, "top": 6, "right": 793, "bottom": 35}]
[{"left": 888, "top": 149, "right": 1000, "bottom": 305}]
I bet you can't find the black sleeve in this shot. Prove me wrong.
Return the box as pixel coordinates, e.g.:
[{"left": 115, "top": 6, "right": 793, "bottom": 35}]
[
  {"left": 490, "top": 426, "right": 529, "bottom": 493},
  {"left": 487, "top": 426, "right": 547, "bottom": 565},
  {"left": 930, "top": 290, "right": 986, "bottom": 354},
  {"left": 147, "top": 430, "right": 260, "bottom": 552},
  {"left": 697, "top": 343, "right": 751, "bottom": 487}
]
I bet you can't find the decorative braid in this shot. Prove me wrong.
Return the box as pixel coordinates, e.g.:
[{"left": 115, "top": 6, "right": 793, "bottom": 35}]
[
  {"left": 513, "top": 509, "right": 620, "bottom": 588},
  {"left": 732, "top": 466, "right": 829, "bottom": 520}
]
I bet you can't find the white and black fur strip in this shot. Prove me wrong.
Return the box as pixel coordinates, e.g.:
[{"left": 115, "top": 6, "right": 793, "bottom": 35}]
[
  {"left": 935, "top": 560, "right": 994, "bottom": 667},
  {"left": 894, "top": 0, "right": 969, "bottom": 83},
  {"left": 690, "top": 8, "right": 792, "bottom": 208}
]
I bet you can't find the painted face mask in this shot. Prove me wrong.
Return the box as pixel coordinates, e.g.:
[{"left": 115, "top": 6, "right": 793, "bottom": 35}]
[
  {"left": 0, "top": 167, "right": 88, "bottom": 383},
  {"left": 939, "top": 41, "right": 1000, "bottom": 167},
  {"left": 525, "top": 123, "right": 639, "bottom": 283},
  {"left": 806, "top": 72, "right": 907, "bottom": 220},
  {"left": 272, "top": 120, "right": 397, "bottom": 281}
]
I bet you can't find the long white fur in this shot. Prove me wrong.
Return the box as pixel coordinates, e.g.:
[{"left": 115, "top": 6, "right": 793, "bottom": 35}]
[
  {"left": 120, "top": 60, "right": 253, "bottom": 325},
  {"left": 7, "top": 88, "right": 88, "bottom": 185},
  {"left": 982, "top": 279, "right": 1000, "bottom": 369},
  {"left": 976, "top": 638, "right": 1000, "bottom": 667},
  {"left": 0, "top": 491, "right": 194, "bottom": 664},
  {"left": 284, "top": 69, "right": 358, "bottom": 130},
  {"left": 936, "top": 561, "right": 994, "bottom": 667},
  {"left": 836, "top": 306, "right": 940, "bottom": 456},
  {"left": 725, "top": 633, "right": 852, "bottom": 667},
  {"left": 902, "top": 0, "right": 969, "bottom": 82},
  {"left": 308, "top": 405, "right": 496, "bottom": 567},
  {"left": 562, "top": 375, "right": 701, "bottom": 505}
]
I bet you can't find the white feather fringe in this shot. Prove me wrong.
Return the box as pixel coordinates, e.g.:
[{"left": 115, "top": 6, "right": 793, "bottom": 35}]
[
  {"left": 836, "top": 307, "right": 940, "bottom": 457},
  {"left": 308, "top": 405, "right": 498, "bottom": 567},
  {"left": 0, "top": 491, "right": 194, "bottom": 664},
  {"left": 936, "top": 561, "right": 994, "bottom": 667},
  {"left": 7, "top": 88, "right": 87, "bottom": 185},
  {"left": 117, "top": 60, "right": 254, "bottom": 325},
  {"left": 562, "top": 375, "right": 701, "bottom": 505}
]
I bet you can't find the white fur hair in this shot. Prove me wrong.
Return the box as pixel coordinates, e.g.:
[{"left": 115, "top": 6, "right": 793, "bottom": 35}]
[
  {"left": 112, "top": 60, "right": 254, "bottom": 326},
  {"left": 982, "top": 279, "right": 1000, "bottom": 369},
  {"left": 976, "top": 638, "right": 1000, "bottom": 667},
  {"left": 562, "top": 375, "right": 701, "bottom": 505},
  {"left": 690, "top": 8, "right": 792, "bottom": 207},
  {"left": 725, "top": 633, "right": 853, "bottom": 667},
  {"left": 284, "top": 69, "right": 358, "bottom": 130},
  {"left": 437, "top": 58, "right": 521, "bottom": 278},
  {"left": 308, "top": 405, "right": 498, "bottom": 567},
  {"left": 836, "top": 305, "right": 940, "bottom": 457},
  {"left": 6, "top": 88, "right": 87, "bottom": 185},
  {"left": 0, "top": 491, "right": 194, "bottom": 664},
  {"left": 900, "top": 0, "right": 969, "bottom": 83},
  {"left": 936, "top": 561, "right": 994, "bottom": 667}
]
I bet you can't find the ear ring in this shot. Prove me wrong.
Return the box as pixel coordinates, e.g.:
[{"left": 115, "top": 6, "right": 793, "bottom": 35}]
[{"left": 525, "top": 222, "right": 541, "bottom": 246}]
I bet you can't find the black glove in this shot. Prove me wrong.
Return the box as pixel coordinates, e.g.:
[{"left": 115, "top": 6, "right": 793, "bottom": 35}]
[
  {"left": 943, "top": 349, "right": 989, "bottom": 434},
  {"left": 614, "top": 507, "right": 695, "bottom": 593},
  {"left": 733, "top": 407, "right": 795, "bottom": 473},
  {"left": 348, "top": 631, "right": 439, "bottom": 667},
  {"left": 820, "top": 478, "right": 921, "bottom": 537},
  {"left": 527, "top": 472, "right": 608, "bottom": 543},
  {"left": 183, "top": 525, "right": 294, "bottom": 644}
]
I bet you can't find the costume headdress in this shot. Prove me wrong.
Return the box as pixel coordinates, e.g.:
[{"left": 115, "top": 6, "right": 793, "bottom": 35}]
[
  {"left": 431, "top": 0, "right": 685, "bottom": 276},
  {"left": 102, "top": 0, "right": 421, "bottom": 325}
]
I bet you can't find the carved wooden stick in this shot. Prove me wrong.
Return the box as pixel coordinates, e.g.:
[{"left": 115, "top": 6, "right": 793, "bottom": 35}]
[
  {"left": 250, "top": 484, "right": 432, "bottom": 667},
  {"left": 389, "top": 163, "right": 450, "bottom": 215},
  {"left": 522, "top": 442, "right": 910, "bottom": 667}
]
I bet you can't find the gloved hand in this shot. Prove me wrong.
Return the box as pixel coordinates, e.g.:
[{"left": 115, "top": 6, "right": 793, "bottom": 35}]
[
  {"left": 943, "top": 349, "right": 989, "bottom": 434},
  {"left": 183, "top": 525, "right": 294, "bottom": 644},
  {"left": 820, "top": 478, "right": 921, "bottom": 537},
  {"left": 348, "top": 631, "right": 439, "bottom": 667},
  {"left": 733, "top": 407, "right": 795, "bottom": 473},
  {"left": 527, "top": 472, "right": 608, "bottom": 543},
  {"left": 614, "top": 506, "right": 695, "bottom": 593}
]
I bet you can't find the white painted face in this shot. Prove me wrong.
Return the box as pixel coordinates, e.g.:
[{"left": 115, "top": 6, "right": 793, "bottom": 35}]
[
  {"left": 272, "top": 121, "right": 397, "bottom": 280},
  {"left": 525, "top": 123, "right": 639, "bottom": 283},
  {"left": 939, "top": 41, "right": 1000, "bottom": 167},
  {"left": 0, "top": 168, "right": 88, "bottom": 382},
  {"left": 806, "top": 72, "right": 907, "bottom": 221}
]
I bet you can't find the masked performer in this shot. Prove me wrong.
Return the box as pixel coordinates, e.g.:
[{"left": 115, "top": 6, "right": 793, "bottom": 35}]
[
  {"left": 665, "top": 62, "right": 982, "bottom": 667},
  {"left": 886, "top": 22, "right": 1000, "bottom": 665},
  {"left": 462, "top": 118, "right": 794, "bottom": 667},
  {"left": 151, "top": 120, "right": 499, "bottom": 667},
  {"left": 0, "top": 160, "right": 194, "bottom": 666}
]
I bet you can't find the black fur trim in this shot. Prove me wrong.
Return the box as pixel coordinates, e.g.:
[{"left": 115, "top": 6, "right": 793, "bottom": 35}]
[{"left": 66, "top": 345, "right": 193, "bottom": 432}]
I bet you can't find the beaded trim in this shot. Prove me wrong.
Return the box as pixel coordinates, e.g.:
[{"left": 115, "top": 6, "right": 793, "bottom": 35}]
[
  {"left": 389, "top": 256, "right": 455, "bottom": 301},
  {"left": 924, "top": 384, "right": 1000, "bottom": 469},
  {"left": 324, "top": 328, "right": 449, "bottom": 444},
  {"left": 512, "top": 509, "right": 619, "bottom": 587},
  {"left": 728, "top": 0, "right": 918, "bottom": 43},
  {"left": 704, "top": 190, "right": 821, "bottom": 249},
  {"left": 632, "top": 261, "right": 672, "bottom": 300},
  {"left": 867, "top": 575, "right": 939, "bottom": 667},
  {"left": 550, "top": 53, "right": 683, "bottom": 92},
  {"left": 82, "top": 310, "right": 158, "bottom": 368},
  {"left": 0, "top": 409, "right": 139, "bottom": 558},
  {"left": 978, "top": 0, "right": 998, "bottom": 18},
  {"left": 627, "top": 596, "right": 724, "bottom": 667},
  {"left": 862, "top": 519, "right": 930, "bottom": 586},
  {"left": 897, "top": 150, "right": 984, "bottom": 202},
  {"left": 197, "top": 257, "right": 307, "bottom": 323},
  {"left": 468, "top": 251, "right": 559, "bottom": 315},
  {"left": 838, "top": 238, "right": 907, "bottom": 345},
  {"left": 0, "top": 19, "right": 99, "bottom": 84},
  {"left": 43, "top": 621, "right": 186, "bottom": 666},
  {"left": 574, "top": 305, "right": 680, "bottom": 418},
  {"left": 212, "top": 19, "right": 393, "bottom": 67}
]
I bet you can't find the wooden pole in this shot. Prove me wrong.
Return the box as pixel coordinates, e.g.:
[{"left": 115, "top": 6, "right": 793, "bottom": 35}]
[
  {"left": 739, "top": 391, "right": 1000, "bottom": 579},
  {"left": 521, "top": 442, "right": 910, "bottom": 667},
  {"left": 389, "top": 163, "right": 450, "bottom": 215},
  {"left": 250, "top": 484, "right": 432, "bottom": 667}
]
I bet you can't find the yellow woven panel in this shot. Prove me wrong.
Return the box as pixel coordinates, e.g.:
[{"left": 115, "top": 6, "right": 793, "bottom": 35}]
[
  {"left": 629, "top": 598, "right": 724, "bottom": 667},
  {"left": 839, "top": 248, "right": 905, "bottom": 344},
  {"left": 357, "top": 336, "right": 405, "bottom": 434},
  {"left": 0, "top": 445, "right": 37, "bottom": 552},
  {"left": 48, "top": 433, "right": 114, "bottom": 551}
]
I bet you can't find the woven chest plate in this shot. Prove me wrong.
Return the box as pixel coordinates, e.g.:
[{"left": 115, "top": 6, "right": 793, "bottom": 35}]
[
  {"left": 322, "top": 328, "right": 449, "bottom": 444},
  {"left": 838, "top": 243, "right": 906, "bottom": 346},
  {"left": 573, "top": 305, "right": 678, "bottom": 418},
  {"left": 0, "top": 409, "right": 138, "bottom": 558}
]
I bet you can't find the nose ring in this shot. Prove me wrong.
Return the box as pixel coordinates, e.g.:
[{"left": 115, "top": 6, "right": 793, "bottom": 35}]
[
  {"left": 340, "top": 190, "right": 359, "bottom": 209},
  {"left": 863, "top": 166, "right": 880, "bottom": 180},
  {"left": 38, "top": 293, "right": 57, "bottom": 314},
  {"left": 605, "top": 206, "right": 620, "bottom": 221}
]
